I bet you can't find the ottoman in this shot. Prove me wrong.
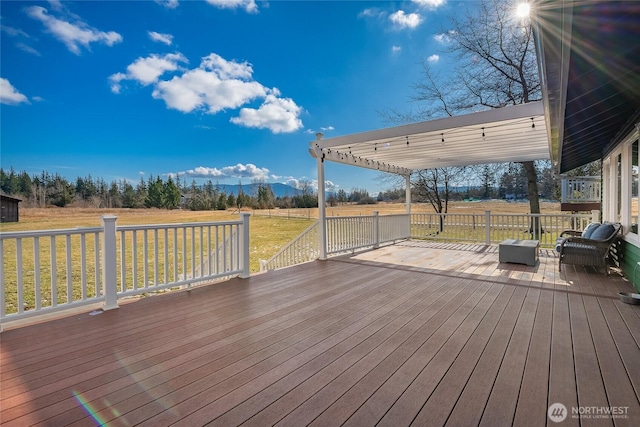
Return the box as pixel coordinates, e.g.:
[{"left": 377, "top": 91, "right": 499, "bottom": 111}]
[{"left": 499, "top": 239, "right": 539, "bottom": 266}]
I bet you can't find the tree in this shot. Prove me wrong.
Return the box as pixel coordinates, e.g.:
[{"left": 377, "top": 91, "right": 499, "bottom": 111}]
[
  {"left": 387, "top": 0, "right": 543, "bottom": 233},
  {"left": 162, "top": 176, "right": 181, "bottom": 209},
  {"left": 145, "top": 176, "right": 163, "bottom": 208},
  {"left": 413, "top": 167, "right": 466, "bottom": 232}
]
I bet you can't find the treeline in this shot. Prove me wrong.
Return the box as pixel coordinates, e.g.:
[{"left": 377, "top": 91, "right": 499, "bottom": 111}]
[{"left": 0, "top": 168, "right": 319, "bottom": 210}]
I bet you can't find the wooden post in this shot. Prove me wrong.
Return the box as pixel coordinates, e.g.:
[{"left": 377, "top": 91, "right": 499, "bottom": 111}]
[
  {"left": 315, "top": 134, "right": 327, "bottom": 260},
  {"left": 101, "top": 215, "right": 119, "bottom": 311}
]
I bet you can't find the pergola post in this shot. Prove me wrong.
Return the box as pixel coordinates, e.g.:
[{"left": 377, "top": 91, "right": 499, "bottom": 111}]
[
  {"left": 405, "top": 174, "right": 411, "bottom": 214},
  {"left": 315, "top": 134, "right": 327, "bottom": 260}
]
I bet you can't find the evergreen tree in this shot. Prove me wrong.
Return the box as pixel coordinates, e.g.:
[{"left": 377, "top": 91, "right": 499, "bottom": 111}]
[
  {"left": 162, "top": 176, "right": 181, "bottom": 209},
  {"left": 145, "top": 176, "right": 164, "bottom": 208}
]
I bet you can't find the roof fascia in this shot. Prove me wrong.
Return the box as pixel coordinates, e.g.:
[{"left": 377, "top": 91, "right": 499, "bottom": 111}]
[{"left": 532, "top": 0, "right": 573, "bottom": 173}]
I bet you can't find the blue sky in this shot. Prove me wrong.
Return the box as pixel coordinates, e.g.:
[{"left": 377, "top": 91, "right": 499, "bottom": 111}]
[{"left": 1, "top": 0, "right": 464, "bottom": 194}]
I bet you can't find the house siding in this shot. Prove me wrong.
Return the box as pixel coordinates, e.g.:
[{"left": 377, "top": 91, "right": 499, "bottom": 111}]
[{"left": 621, "top": 239, "right": 640, "bottom": 292}]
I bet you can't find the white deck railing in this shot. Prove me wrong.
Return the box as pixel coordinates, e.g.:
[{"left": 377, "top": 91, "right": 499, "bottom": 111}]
[
  {"left": 260, "top": 213, "right": 411, "bottom": 271},
  {"left": 327, "top": 213, "right": 410, "bottom": 255},
  {"left": 261, "top": 210, "right": 599, "bottom": 272},
  {"left": 1, "top": 213, "right": 250, "bottom": 326},
  {"left": 561, "top": 176, "right": 601, "bottom": 203},
  {"left": 411, "top": 210, "right": 597, "bottom": 246},
  {"left": 260, "top": 220, "right": 319, "bottom": 271}
]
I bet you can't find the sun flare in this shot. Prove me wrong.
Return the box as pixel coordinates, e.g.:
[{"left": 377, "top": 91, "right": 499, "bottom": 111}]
[{"left": 516, "top": 3, "right": 531, "bottom": 18}]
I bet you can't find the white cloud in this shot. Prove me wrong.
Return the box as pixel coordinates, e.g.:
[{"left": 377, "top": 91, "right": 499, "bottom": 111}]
[
  {"left": 2, "top": 24, "right": 40, "bottom": 55},
  {"left": 392, "top": 45, "right": 402, "bottom": 53},
  {"left": 309, "top": 179, "right": 337, "bottom": 191},
  {"left": 0, "top": 78, "right": 30, "bottom": 105},
  {"left": 16, "top": 43, "right": 41, "bottom": 56},
  {"left": 156, "top": 0, "right": 179, "bottom": 9},
  {"left": 177, "top": 164, "right": 270, "bottom": 181},
  {"left": 412, "top": 0, "right": 446, "bottom": 8},
  {"left": 320, "top": 126, "right": 335, "bottom": 132},
  {"left": 231, "top": 92, "right": 303, "bottom": 133},
  {"left": 389, "top": 10, "right": 422, "bottom": 29},
  {"left": 47, "top": 0, "right": 65, "bottom": 12},
  {"left": 206, "top": 0, "right": 258, "bottom": 14},
  {"left": 148, "top": 31, "right": 173, "bottom": 45},
  {"left": 1, "top": 25, "right": 29, "bottom": 38},
  {"left": 32, "top": 96, "right": 45, "bottom": 102},
  {"left": 434, "top": 31, "right": 455, "bottom": 44},
  {"left": 109, "top": 53, "right": 187, "bottom": 93},
  {"left": 152, "top": 64, "right": 266, "bottom": 114},
  {"left": 25, "top": 5, "right": 122, "bottom": 55},
  {"left": 285, "top": 177, "right": 300, "bottom": 189},
  {"left": 359, "top": 8, "right": 385, "bottom": 19},
  {"left": 112, "top": 52, "right": 303, "bottom": 133},
  {"left": 427, "top": 54, "right": 440, "bottom": 63}
]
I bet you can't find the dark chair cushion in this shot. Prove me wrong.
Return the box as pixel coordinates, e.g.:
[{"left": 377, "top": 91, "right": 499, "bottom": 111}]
[
  {"left": 589, "top": 223, "right": 615, "bottom": 241},
  {"left": 581, "top": 222, "right": 601, "bottom": 239}
]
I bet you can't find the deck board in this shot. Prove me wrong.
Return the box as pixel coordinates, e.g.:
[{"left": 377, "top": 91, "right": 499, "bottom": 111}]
[{"left": 1, "top": 240, "right": 639, "bottom": 426}]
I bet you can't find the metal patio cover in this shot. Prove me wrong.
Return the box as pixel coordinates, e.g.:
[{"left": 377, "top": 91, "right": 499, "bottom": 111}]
[{"left": 309, "top": 101, "right": 550, "bottom": 176}]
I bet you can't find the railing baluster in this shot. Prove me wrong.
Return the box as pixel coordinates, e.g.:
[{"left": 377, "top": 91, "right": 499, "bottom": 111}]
[
  {"left": 95, "top": 232, "right": 101, "bottom": 296},
  {"left": 164, "top": 228, "right": 169, "bottom": 284},
  {"left": 16, "top": 238, "right": 23, "bottom": 313},
  {"left": 143, "top": 230, "right": 149, "bottom": 289},
  {"left": 132, "top": 231, "right": 138, "bottom": 290},
  {"left": 65, "top": 235, "right": 72, "bottom": 303},
  {"left": 80, "top": 234, "right": 87, "bottom": 300},
  {"left": 119, "top": 231, "right": 126, "bottom": 292},
  {"left": 34, "top": 238, "right": 41, "bottom": 310},
  {"left": 154, "top": 229, "right": 159, "bottom": 286},
  {"left": 50, "top": 236, "right": 57, "bottom": 308}
]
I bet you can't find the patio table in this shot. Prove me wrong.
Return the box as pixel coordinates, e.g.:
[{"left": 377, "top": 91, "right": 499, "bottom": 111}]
[{"left": 499, "top": 239, "right": 540, "bottom": 266}]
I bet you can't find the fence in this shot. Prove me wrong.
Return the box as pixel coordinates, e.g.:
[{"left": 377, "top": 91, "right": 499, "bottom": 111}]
[
  {"left": 0, "top": 213, "right": 250, "bottom": 325},
  {"left": 411, "top": 210, "right": 597, "bottom": 246},
  {"left": 260, "top": 210, "right": 598, "bottom": 271},
  {"left": 259, "top": 220, "right": 319, "bottom": 271},
  {"left": 561, "top": 176, "right": 601, "bottom": 203},
  {"left": 260, "top": 213, "right": 410, "bottom": 270}
]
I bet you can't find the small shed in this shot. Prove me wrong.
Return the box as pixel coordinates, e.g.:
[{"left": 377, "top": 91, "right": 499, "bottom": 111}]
[{"left": 1, "top": 195, "right": 22, "bottom": 223}]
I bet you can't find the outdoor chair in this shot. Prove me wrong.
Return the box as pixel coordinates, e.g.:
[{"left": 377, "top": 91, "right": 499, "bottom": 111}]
[{"left": 556, "top": 222, "right": 622, "bottom": 275}]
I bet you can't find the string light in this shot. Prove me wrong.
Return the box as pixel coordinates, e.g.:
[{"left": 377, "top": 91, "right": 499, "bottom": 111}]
[
  {"left": 531, "top": 117, "right": 535, "bottom": 129},
  {"left": 406, "top": 136, "right": 410, "bottom": 146},
  {"left": 441, "top": 133, "right": 445, "bottom": 144},
  {"left": 482, "top": 127, "right": 485, "bottom": 140},
  {"left": 374, "top": 143, "right": 377, "bottom": 151}
]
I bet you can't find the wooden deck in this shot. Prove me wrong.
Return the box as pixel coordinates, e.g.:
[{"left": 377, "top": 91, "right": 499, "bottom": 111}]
[{"left": 2, "top": 241, "right": 639, "bottom": 426}]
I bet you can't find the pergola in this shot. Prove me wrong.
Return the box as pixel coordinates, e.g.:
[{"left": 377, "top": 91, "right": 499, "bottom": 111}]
[{"left": 309, "top": 101, "right": 551, "bottom": 259}]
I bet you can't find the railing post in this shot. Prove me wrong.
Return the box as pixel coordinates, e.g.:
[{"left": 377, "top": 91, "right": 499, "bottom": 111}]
[
  {"left": 591, "top": 209, "right": 600, "bottom": 223},
  {"left": 485, "top": 210, "right": 491, "bottom": 245},
  {"left": 239, "top": 212, "right": 251, "bottom": 278},
  {"left": 101, "top": 215, "right": 119, "bottom": 311},
  {"left": 373, "top": 211, "right": 379, "bottom": 249}
]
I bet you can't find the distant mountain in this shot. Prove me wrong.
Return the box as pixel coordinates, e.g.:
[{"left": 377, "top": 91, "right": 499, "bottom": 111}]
[{"left": 214, "top": 183, "right": 301, "bottom": 198}]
